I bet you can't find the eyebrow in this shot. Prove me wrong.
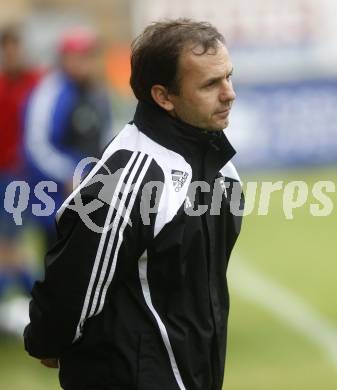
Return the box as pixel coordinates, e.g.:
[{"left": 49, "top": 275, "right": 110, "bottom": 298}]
[{"left": 201, "top": 66, "right": 234, "bottom": 87}]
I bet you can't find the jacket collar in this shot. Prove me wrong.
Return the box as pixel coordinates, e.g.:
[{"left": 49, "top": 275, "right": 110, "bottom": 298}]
[{"left": 133, "top": 101, "right": 236, "bottom": 166}]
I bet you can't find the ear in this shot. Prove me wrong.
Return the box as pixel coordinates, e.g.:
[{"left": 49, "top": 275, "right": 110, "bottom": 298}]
[{"left": 151, "top": 85, "right": 174, "bottom": 112}]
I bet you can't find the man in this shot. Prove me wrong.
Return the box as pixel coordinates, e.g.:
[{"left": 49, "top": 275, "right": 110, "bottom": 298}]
[
  {"left": 24, "top": 26, "right": 112, "bottom": 247},
  {"left": 24, "top": 19, "right": 244, "bottom": 390},
  {"left": 0, "top": 25, "right": 41, "bottom": 299}
]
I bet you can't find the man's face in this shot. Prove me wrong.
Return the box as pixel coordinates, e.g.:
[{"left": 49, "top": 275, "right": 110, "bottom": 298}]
[
  {"left": 61, "top": 50, "right": 98, "bottom": 85},
  {"left": 1, "top": 38, "right": 23, "bottom": 73},
  {"left": 168, "top": 43, "right": 236, "bottom": 131}
]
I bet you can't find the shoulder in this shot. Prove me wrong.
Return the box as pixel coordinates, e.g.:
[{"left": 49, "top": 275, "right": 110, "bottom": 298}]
[
  {"left": 106, "top": 123, "right": 191, "bottom": 236},
  {"left": 57, "top": 123, "right": 191, "bottom": 231},
  {"left": 22, "top": 68, "right": 42, "bottom": 85},
  {"left": 103, "top": 123, "right": 192, "bottom": 181},
  {"left": 27, "top": 71, "right": 74, "bottom": 118},
  {"left": 30, "top": 71, "right": 68, "bottom": 100}
]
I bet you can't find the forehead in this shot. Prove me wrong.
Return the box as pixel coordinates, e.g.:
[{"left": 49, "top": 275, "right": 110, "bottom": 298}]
[{"left": 179, "top": 43, "right": 231, "bottom": 80}]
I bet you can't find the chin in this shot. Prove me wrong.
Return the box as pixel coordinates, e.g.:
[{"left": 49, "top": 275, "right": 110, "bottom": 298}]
[
  {"left": 220, "top": 119, "right": 229, "bottom": 130},
  {"left": 209, "top": 121, "right": 228, "bottom": 132}
]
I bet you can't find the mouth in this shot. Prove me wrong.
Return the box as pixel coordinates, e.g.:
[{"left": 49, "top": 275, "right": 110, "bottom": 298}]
[{"left": 214, "top": 107, "right": 231, "bottom": 117}]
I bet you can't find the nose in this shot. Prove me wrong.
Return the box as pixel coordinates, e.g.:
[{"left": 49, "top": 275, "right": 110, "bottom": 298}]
[{"left": 219, "top": 80, "right": 236, "bottom": 103}]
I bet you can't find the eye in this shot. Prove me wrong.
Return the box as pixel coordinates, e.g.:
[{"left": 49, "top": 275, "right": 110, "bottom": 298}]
[{"left": 204, "top": 80, "right": 217, "bottom": 88}]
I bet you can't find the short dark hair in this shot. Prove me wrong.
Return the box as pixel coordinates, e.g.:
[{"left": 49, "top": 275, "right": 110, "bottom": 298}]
[{"left": 130, "top": 18, "right": 225, "bottom": 103}]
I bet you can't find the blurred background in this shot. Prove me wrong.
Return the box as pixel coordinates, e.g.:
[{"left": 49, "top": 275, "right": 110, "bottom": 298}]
[{"left": 0, "top": 0, "right": 336, "bottom": 389}]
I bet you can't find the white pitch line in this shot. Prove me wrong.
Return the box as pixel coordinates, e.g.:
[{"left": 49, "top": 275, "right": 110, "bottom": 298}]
[{"left": 228, "top": 256, "right": 337, "bottom": 368}]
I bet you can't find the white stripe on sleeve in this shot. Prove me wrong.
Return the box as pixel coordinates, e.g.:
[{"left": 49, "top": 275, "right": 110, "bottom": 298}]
[
  {"left": 25, "top": 73, "right": 76, "bottom": 182},
  {"left": 88, "top": 152, "right": 149, "bottom": 317},
  {"left": 73, "top": 151, "right": 139, "bottom": 342},
  {"left": 94, "top": 154, "right": 152, "bottom": 317}
]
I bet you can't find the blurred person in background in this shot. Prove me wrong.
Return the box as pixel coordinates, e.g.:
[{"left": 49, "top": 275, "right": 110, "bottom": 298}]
[
  {"left": 24, "top": 26, "right": 113, "bottom": 249},
  {"left": 0, "top": 25, "right": 41, "bottom": 301},
  {"left": 24, "top": 19, "right": 243, "bottom": 390}
]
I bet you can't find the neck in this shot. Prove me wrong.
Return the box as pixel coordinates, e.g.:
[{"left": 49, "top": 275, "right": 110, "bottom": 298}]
[{"left": 133, "top": 101, "right": 236, "bottom": 162}]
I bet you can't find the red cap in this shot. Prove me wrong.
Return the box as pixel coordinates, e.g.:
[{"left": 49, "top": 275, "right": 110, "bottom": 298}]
[{"left": 58, "top": 27, "right": 98, "bottom": 54}]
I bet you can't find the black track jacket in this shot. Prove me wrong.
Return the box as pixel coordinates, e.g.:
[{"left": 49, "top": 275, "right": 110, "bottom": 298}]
[{"left": 24, "top": 101, "right": 244, "bottom": 390}]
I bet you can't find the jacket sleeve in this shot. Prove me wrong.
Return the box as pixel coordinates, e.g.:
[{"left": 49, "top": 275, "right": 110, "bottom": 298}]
[
  {"left": 24, "top": 151, "right": 161, "bottom": 359},
  {"left": 24, "top": 73, "right": 78, "bottom": 183}
]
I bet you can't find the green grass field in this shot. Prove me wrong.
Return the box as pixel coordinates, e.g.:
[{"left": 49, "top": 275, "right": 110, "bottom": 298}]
[
  {"left": 225, "top": 166, "right": 337, "bottom": 389},
  {"left": 0, "top": 167, "right": 336, "bottom": 390}
]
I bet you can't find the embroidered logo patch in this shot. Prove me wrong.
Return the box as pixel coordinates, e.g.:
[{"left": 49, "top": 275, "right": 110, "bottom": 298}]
[{"left": 171, "top": 169, "right": 189, "bottom": 192}]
